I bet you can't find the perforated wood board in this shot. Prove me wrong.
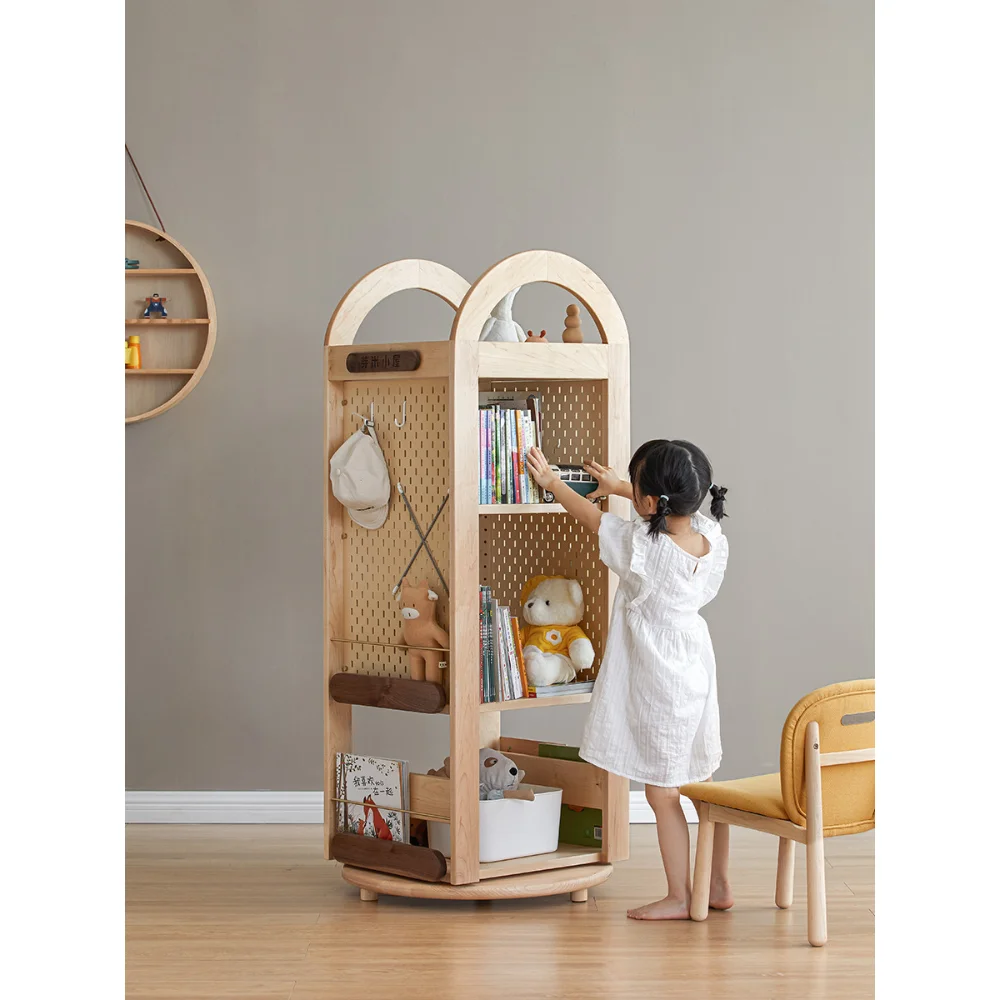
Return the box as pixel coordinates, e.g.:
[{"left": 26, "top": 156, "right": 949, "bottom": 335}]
[
  {"left": 479, "top": 513, "right": 607, "bottom": 683},
  {"left": 338, "top": 379, "right": 451, "bottom": 678},
  {"left": 478, "top": 379, "right": 609, "bottom": 683},
  {"left": 480, "top": 380, "right": 606, "bottom": 466}
]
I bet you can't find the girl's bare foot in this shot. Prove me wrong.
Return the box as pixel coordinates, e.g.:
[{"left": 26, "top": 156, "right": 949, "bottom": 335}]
[
  {"left": 709, "top": 876, "right": 734, "bottom": 911},
  {"left": 627, "top": 895, "right": 691, "bottom": 920}
]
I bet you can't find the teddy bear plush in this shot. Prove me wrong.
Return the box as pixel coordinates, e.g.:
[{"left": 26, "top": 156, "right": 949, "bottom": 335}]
[
  {"left": 479, "top": 748, "right": 526, "bottom": 800},
  {"left": 520, "top": 575, "right": 595, "bottom": 687},
  {"left": 397, "top": 577, "right": 449, "bottom": 684}
]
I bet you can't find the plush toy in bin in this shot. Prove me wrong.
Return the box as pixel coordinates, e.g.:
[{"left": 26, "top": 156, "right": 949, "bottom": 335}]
[
  {"left": 520, "top": 575, "right": 595, "bottom": 687},
  {"left": 397, "top": 577, "right": 449, "bottom": 685},
  {"left": 428, "top": 748, "right": 532, "bottom": 801},
  {"left": 479, "top": 748, "right": 526, "bottom": 800}
]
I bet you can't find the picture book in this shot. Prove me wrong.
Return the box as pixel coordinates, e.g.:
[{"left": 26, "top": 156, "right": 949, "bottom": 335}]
[{"left": 335, "top": 752, "right": 408, "bottom": 843}]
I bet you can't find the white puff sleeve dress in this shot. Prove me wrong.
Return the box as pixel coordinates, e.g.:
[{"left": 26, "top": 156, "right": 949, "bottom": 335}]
[{"left": 579, "top": 511, "right": 728, "bottom": 788}]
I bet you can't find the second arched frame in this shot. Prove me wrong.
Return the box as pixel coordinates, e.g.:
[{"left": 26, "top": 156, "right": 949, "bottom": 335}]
[{"left": 450, "top": 250, "right": 629, "bottom": 346}]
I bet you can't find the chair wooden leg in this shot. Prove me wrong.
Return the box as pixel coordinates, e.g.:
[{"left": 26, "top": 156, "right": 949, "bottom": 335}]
[
  {"left": 690, "top": 802, "right": 715, "bottom": 921},
  {"left": 776, "top": 837, "right": 795, "bottom": 909},
  {"left": 359, "top": 888, "right": 378, "bottom": 902},
  {"left": 805, "top": 720, "right": 828, "bottom": 946},
  {"left": 571, "top": 889, "right": 588, "bottom": 903}
]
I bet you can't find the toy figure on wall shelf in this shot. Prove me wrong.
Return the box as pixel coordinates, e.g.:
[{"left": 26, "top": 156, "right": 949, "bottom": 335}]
[
  {"left": 520, "top": 575, "right": 595, "bottom": 687},
  {"left": 479, "top": 288, "right": 526, "bottom": 342},
  {"left": 125, "top": 335, "right": 141, "bottom": 369},
  {"left": 125, "top": 258, "right": 140, "bottom": 270},
  {"left": 525, "top": 329, "right": 548, "bottom": 343},
  {"left": 397, "top": 577, "right": 449, "bottom": 685},
  {"left": 142, "top": 294, "right": 168, "bottom": 318},
  {"left": 562, "top": 303, "right": 583, "bottom": 342}
]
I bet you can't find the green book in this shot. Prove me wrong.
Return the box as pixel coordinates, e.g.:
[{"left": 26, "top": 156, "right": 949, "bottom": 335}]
[
  {"left": 538, "top": 742, "right": 584, "bottom": 762},
  {"left": 537, "top": 744, "right": 604, "bottom": 847}
]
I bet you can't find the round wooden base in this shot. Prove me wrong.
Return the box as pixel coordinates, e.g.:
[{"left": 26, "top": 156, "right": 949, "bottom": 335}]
[{"left": 342, "top": 863, "right": 611, "bottom": 902}]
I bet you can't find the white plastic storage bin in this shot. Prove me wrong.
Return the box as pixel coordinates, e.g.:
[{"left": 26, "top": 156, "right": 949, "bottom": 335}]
[{"left": 428, "top": 784, "right": 563, "bottom": 863}]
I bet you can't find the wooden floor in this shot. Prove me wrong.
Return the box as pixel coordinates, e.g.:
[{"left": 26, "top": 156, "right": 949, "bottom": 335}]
[{"left": 126, "top": 824, "right": 874, "bottom": 999}]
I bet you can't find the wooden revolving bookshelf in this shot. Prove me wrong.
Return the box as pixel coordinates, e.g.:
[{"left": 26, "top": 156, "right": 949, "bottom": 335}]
[
  {"left": 324, "top": 251, "right": 631, "bottom": 901},
  {"left": 125, "top": 220, "right": 217, "bottom": 424}
]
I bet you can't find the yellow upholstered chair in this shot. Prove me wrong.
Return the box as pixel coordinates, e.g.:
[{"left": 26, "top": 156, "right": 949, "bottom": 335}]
[{"left": 680, "top": 679, "right": 874, "bottom": 947}]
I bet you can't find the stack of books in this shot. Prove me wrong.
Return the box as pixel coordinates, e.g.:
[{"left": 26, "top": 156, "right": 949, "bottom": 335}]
[
  {"left": 479, "top": 585, "right": 529, "bottom": 703},
  {"left": 479, "top": 391, "right": 543, "bottom": 504}
]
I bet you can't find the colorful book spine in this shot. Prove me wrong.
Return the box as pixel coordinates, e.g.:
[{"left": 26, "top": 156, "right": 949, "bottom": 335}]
[
  {"left": 479, "top": 410, "right": 487, "bottom": 504},
  {"left": 513, "top": 413, "right": 523, "bottom": 504},
  {"left": 524, "top": 412, "right": 538, "bottom": 503},
  {"left": 491, "top": 598, "right": 504, "bottom": 700},
  {"left": 502, "top": 607, "right": 522, "bottom": 699},
  {"left": 511, "top": 616, "right": 529, "bottom": 699}
]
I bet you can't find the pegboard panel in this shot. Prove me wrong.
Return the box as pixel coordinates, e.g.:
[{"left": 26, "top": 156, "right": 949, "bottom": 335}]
[
  {"left": 339, "top": 379, "right": 451, "bottom": 678},
  {"left": 480, "top": 380, "right": 607, "bottom": 467},
  {"left": 479, "top": 513, "right": 608, "bottom": 683}
]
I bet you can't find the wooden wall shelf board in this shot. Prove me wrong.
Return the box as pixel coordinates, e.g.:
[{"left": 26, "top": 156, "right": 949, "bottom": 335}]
[
  {"left": 125, "top": 220, "right": 216, "bottom": 424},
  {"left": 125, "top": 268, "right": 196, "bottom": 276},
  {"left": 324, "top": 253, "right": 631, "bottom": 901},
  {"left": 125, "top": 318, "right": 211, "bottom": 325},
  {"left": 439, "top": 692, "right": 593, "bottom": 713},
  {"left": 479, "top": 503, "right": 566, "bottom": 514}
]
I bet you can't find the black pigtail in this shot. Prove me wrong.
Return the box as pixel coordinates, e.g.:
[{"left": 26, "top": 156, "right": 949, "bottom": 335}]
[
  {"left": 709, "top": 484, "right": 728, "bottom": 521},
  {"left": 647, "top": 494, "right": 670, "bottom": 537}
]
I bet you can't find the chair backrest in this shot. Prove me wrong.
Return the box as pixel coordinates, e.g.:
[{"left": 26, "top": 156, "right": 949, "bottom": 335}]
[{"left": 780, "top": 679, "right": 875, "bottom": 834}]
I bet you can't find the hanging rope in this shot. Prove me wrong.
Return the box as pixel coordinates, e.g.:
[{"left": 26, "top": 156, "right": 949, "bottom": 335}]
[{"left": 126, "top": 144, "right": 167, "bottom": 234}]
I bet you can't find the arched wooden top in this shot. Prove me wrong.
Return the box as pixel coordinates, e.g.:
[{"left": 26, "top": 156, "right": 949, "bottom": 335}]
[
  {"left": 450, "top": 250, "right": 629, "bottom": 345},
  {"left": 325, "top": 259, "right": 470, "bottom": 346}
]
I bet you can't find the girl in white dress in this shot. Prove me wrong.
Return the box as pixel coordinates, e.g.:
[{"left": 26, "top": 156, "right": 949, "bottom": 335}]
[{"left": 526, "top": 439, "right": 731, "bottom": 920}]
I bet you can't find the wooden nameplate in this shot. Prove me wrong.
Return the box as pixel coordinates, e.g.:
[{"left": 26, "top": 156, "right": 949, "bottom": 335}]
[
  {"left": 331, "top": 833, "right": 447, "bottom": 882},
  {"left": 330, "top": 673, "right": 447, "bottom": 713}
]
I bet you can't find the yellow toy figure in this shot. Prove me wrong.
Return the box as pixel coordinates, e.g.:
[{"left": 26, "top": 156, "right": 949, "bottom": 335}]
[{"left": 519, "top": 575, "right": 595, "bottom": 687}]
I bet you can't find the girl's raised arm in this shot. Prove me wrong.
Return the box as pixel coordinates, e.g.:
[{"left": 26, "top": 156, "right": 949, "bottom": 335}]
[{"left": 526, "top": 447, "right": 603, "bottom": 534}]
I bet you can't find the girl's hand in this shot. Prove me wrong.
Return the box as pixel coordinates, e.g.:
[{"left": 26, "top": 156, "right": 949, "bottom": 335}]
[
  {"left": 526, "top": 447, "right": 558, "bottom": 490},
  {"left": 584, "top": 460, "right": 628, "bottom": 499}
]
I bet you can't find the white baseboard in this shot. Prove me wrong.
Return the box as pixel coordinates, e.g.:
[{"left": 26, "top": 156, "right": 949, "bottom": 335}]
[
  {"left": 126, "top": 790, "right": 698, "bottom": 824},
  {"left": 125, "top": 791, "right": 324, "bottom": 824},
  {"left": 629, "top": 790, "right": 699, "bottom": 824}
]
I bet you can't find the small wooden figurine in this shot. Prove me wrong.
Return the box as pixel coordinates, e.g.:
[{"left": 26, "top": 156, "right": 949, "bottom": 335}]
[
  {"left": 125, "top": 335, "right": 142, "bottom": 369},
  {"left": 525, "top": 329, "right": 548, "bottom": 344},
  {"left": 142, "top": 293, "right": 168, "bottom": 318},
  {"left": 562, "top": 304, "right": 583, "bottom": 343}
]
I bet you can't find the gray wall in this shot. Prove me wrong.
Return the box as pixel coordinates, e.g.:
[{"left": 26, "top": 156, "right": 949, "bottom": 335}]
[{"left": 125, "top": 0, "right": 873, "bottom": 790}]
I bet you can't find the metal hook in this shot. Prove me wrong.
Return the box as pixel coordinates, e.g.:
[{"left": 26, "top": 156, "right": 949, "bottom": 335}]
[
  {"left": 351, "top": 403, "right": 380, "bottom": 447},
  {"left": 394, "top": 399, "right": 407, "bottom": 429}
]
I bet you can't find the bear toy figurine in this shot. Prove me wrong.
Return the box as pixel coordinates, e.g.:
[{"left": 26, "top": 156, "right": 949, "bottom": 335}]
[
  {"left": 479, "top": 748, "right": 525, "bottom": 801},
  {"left": 397, "top": 577, "right": 449, "bottom": 684},
  {"left": 520, "top": 575, "right": 595, "bottom": 687}
]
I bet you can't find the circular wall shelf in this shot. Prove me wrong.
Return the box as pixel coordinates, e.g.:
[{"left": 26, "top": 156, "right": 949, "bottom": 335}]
[{"left": 125, "top": 220, "right": 217, "bottom": 424}]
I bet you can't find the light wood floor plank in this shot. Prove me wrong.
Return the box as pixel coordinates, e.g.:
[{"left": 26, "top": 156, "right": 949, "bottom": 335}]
[{"left": 126, "top": 824, "right": 873, "bottom": 999}]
